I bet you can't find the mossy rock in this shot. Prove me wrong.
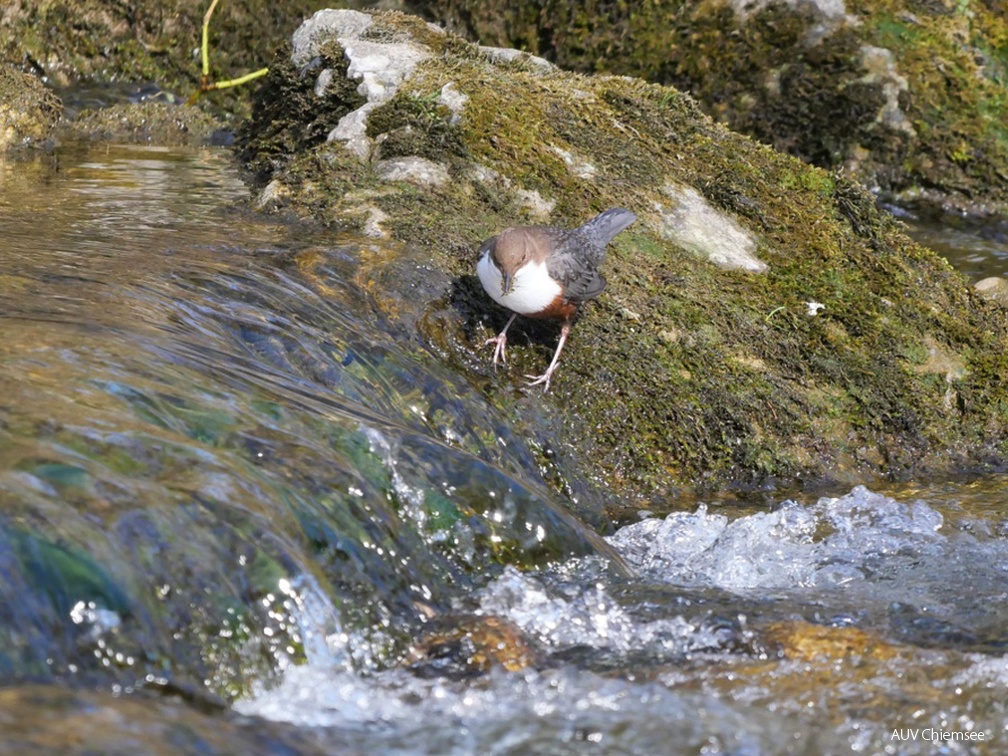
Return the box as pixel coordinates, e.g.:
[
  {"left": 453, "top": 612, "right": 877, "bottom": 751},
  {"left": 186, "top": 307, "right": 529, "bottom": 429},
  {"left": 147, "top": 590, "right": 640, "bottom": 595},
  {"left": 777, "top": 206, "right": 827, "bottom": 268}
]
[
  {"left": 0, "top": 66, "right": 61, "bottom": 150},
  {"left": 421, "top": 0, "right": 1008, "bottom": 215},
  {"left": 66, "top": 101, "right": 229, "bottom": 145},
  {"left": 237, "top": 9, "right": 1008, "bottom": 504},
  {"left": 0, "top": 0, "right": 334, "bottom": 117}
]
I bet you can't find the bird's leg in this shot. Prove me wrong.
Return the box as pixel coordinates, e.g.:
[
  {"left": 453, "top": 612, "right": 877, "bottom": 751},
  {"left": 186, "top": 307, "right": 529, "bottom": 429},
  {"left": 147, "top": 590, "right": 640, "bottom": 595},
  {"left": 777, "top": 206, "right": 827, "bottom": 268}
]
[
  {"left": 525, "top": 320, "right": 572, "bottom": 392},
  {"left": 484, "top": 313, "right": 518, "bottom": 367}
]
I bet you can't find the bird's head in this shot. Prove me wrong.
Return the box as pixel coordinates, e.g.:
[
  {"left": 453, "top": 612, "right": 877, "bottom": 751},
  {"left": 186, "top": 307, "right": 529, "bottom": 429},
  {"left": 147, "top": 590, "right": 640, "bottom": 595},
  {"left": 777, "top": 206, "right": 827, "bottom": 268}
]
[{"left": 489, "top": 227, "right": 547, "bottom": 296}]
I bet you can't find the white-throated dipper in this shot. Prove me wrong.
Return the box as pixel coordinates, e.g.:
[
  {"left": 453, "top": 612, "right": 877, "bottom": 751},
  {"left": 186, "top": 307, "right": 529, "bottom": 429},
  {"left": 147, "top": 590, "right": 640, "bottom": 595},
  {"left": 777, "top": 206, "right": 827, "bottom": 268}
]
[{"left": 477, "top": 207, "right": 636, "bottom": 391}]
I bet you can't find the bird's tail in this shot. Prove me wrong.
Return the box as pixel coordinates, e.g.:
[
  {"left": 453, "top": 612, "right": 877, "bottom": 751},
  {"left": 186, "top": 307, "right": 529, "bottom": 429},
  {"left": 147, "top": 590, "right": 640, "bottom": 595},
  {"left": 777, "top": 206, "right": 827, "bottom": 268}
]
[{"left": 578, "top": 208, "right": 637, "bottom": 247}]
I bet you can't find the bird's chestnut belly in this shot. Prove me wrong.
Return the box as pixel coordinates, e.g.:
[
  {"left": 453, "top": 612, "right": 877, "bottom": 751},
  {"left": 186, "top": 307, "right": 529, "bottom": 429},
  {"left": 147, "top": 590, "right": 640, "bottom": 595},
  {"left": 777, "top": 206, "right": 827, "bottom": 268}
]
[{"left": 526, "top": 295, "right": 577, "bottom": 320}]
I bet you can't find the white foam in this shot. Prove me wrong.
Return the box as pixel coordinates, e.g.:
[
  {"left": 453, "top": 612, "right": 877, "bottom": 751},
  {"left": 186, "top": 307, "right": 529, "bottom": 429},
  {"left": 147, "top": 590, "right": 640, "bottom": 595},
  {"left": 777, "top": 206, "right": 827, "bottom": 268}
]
[{"left": 607, "top": 486, "right": 953, "bottom": 594}]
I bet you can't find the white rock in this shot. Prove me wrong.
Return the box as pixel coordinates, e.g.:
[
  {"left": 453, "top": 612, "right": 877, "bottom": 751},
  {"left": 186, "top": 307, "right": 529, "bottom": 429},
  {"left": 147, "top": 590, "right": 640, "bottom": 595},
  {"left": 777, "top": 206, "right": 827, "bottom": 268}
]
[
  {"left": 374, "top": 157, "right": 450, "bottom": 188},
  {"left": 437, "top": 82, "right": 468, "bottom": 125},
  {"left": 515, "top": 189, "right": 556, "bottom": 220},
  {"left": 975, "top": 276, "right": 1008, "bottom": 308},
  {"left": 313, "top": 68, "right": 333, "bottom": 97},
  {"left": 362, "top": 205, "right": 390, "bottom": 238},
  {"left": 291, "top": 9, "right": 373, "bottom": 69},
  {"left": 550, "top": 145, "right": 597, "bottom": 179},
  {"left": 341, "top": 39, "right": 430, "bottom": 104},
  {"left": 859, "top": 45, "right": 915, "bottom": 135},
  {"left": 656, "top": 183, "right": 767, "bottom": 273},
  {"left": 291, "top": 10, "right": 432, "bottom": 159},
  {"left": 328, "top": 102, "right": 379, "bottom": 161},
  {"left": 479, "top": 45, "right": 555, "bottom": 73}
]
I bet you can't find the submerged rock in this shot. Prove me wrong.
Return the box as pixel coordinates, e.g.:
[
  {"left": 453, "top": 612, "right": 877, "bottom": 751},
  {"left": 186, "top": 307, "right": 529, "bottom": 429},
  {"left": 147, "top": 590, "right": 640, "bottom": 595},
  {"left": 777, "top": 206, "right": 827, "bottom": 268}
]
[{"left": 237, "top": 9, "right": 1008, "bottom": 501}]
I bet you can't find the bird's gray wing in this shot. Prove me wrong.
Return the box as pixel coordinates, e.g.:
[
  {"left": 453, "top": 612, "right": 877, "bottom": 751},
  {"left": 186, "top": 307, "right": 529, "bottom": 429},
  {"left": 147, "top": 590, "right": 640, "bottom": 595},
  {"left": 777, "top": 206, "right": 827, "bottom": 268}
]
[
  {"left": 562, "top": 269, "right": 607, "bottom": 301},
  {"left": 546, "top": 230, "right": 608, "bottom": 303}
]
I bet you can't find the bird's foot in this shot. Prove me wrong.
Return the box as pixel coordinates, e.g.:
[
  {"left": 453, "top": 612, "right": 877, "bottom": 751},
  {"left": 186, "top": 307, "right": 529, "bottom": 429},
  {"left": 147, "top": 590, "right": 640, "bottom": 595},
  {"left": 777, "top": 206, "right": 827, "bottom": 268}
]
[
  {"left": 524, "top": 369, "right": 555, "bottom": 392},
  {"left": 484, "top": 332, "right": 508, "bottom": 367}
]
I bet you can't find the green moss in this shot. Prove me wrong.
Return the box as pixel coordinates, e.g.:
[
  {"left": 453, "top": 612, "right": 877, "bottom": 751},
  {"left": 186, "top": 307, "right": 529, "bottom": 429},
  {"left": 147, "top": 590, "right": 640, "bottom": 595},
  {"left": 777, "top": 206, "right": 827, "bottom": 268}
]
[
  {"left": 367, "top": 89, "right": 469, "bottom": 162},
  {"left": 780, "top": 167, "right": 836, "bottom": 198},
  {"left": 365, "top": 10, "right": 457, "bottom": 52},
  {"left": 856, "top": 0, "right": 1008, "bottom": 203},
  {"left": 12, "top": 531, "right": 131, "bottom": 617},
  {"left": 237, "top": 44, "right": 367, "bottom": 184},
  {"left": 237, "top": 10, "right": 1008, "bottom": 500},
  {"left": 0, "top": 0, "right": 331, "bottom": 117},
  {"left": 421, "top": 0, "right": 1008, "bottom": 212},
  {"left": 875, "top": 16, "right": 921, "bottom": 47},
  {"left": 21, "top": 462, "right": 90, "bottom": 493}
]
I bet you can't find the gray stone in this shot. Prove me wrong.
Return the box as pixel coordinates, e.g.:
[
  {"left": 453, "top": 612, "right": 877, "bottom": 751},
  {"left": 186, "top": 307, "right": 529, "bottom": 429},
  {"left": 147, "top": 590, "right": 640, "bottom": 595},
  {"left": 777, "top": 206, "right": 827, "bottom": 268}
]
[
  {"left": 293, "top": 10, "right": 431, "bottom": 161},
  {"left": 975, "top": 276, "right": 1008, "bottom": 308}
]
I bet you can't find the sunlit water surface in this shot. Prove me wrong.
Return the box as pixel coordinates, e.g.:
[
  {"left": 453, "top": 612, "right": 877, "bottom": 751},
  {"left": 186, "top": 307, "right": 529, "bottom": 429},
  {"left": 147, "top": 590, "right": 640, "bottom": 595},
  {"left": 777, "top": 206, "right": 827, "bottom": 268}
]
[
  {"left": 1, "top": 145, "right": 1007, "bottom": 754},
  {"left": 892, "top": 203, "right": 1008, "bottom": 283}
]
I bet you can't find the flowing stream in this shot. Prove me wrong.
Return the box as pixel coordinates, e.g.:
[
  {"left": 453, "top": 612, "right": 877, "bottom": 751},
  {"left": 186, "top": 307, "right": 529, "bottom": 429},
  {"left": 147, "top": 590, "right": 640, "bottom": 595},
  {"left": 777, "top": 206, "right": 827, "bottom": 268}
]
[{"left": 1, "top": 143, "right": 1007, "bottom": 754}]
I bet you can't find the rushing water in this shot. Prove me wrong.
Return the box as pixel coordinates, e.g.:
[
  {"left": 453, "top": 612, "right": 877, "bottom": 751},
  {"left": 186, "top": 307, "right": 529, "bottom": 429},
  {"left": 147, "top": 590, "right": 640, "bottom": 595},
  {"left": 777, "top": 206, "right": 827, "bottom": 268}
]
[
  {"left": 242, "top": 485, "right": 1008, "bottom": 753},
  {"left": 1, "top": 144, "right": 1007, "bottom": 754}
]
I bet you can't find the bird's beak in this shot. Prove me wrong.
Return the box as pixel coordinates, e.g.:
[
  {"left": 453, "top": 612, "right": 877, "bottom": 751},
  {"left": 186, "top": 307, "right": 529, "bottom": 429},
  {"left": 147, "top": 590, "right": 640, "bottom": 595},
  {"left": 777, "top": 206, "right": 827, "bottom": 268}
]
[{"left": 501, "top": 272, "right": 514, "bottom": 296}]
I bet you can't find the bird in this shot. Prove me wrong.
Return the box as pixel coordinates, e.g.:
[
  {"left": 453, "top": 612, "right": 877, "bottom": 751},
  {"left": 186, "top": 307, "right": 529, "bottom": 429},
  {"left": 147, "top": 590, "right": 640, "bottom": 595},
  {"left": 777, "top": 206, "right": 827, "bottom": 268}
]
[{"left": 476, "top": 207, "right": 636, "bottom": 391}]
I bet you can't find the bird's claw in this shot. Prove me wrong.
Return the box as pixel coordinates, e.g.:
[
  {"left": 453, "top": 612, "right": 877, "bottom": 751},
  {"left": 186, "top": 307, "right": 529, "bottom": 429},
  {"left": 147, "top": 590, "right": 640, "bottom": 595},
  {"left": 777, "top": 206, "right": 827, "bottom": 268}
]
[
  {"left": 484, "top": 333, "right": 507, "bottom": 367},
  {"left": 524, "top": 371, "right": 554, "bottom": 392}
]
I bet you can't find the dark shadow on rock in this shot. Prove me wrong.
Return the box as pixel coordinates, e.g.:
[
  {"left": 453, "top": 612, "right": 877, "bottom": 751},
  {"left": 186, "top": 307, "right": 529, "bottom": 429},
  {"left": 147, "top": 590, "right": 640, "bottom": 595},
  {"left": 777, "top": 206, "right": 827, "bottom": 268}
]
[{"left": 449, "top": 274, "right": 570, "bottom": 354}]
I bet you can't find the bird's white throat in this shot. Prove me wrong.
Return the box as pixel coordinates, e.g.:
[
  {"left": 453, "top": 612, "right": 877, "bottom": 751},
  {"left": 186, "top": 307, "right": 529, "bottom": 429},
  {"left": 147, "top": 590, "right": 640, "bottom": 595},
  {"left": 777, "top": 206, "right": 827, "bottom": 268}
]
[{"left": 477, "top": 252, "right": 562, "bottom": 315}]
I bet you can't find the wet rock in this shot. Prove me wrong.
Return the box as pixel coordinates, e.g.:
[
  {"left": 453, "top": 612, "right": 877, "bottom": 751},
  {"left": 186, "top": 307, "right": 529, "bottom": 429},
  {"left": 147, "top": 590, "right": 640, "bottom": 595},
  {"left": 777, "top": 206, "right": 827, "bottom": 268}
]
[
  {"left": 0, "top": 0, "right": 324, "bottom": 116},
  {"left": 65, "top": 102, "right": 227, "bottom": 146},
  {"left": 763, "top": 620, "right": 899, "bottom": 662},
  {"left": 237, "top": 9, "right": 1008, "bottom": 500},
  {"left": 409, "top": 614, "right": 537, "bottom": 676},
  {"left": 0, "top": 66, "right": 61, "bottom": 150},
  {"left": 975, "top": 276, "right": 1008, "bottom": 309}
]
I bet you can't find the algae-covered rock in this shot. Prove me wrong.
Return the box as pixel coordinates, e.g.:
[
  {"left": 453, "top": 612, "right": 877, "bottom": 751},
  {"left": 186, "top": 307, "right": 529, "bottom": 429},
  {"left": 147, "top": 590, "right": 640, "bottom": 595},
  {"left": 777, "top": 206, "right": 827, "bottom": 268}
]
[
  {"left": 421, "top": 0, "right": 1008, "bottom": 216},
  {"left": 237, "top": 9, "right": 1008, "bottom": 501},
  {"left": 0, "top": 66, "right": 61, "bottom": 149},
  {"left": 68, "top": 101, "right": 229, "bottom": 145},
  {"left": 0, "top": 0, "right": 330, "bottom": 113}
]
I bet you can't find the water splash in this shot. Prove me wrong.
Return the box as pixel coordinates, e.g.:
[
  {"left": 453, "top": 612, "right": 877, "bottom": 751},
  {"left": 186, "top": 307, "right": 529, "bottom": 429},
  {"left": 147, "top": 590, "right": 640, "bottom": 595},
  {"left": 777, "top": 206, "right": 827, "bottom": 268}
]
[
  {"left": 608, "top": 486, "right": 945, "bottom": 592},
  {"left": 238, "top": 484, "right": 1007, "bottom": 752},
  {"left": 237, "top": 663, "right": 841, "bottom": 754},
  {"left": 478, "top": 566, "right": 731, "bottom": 656}
]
